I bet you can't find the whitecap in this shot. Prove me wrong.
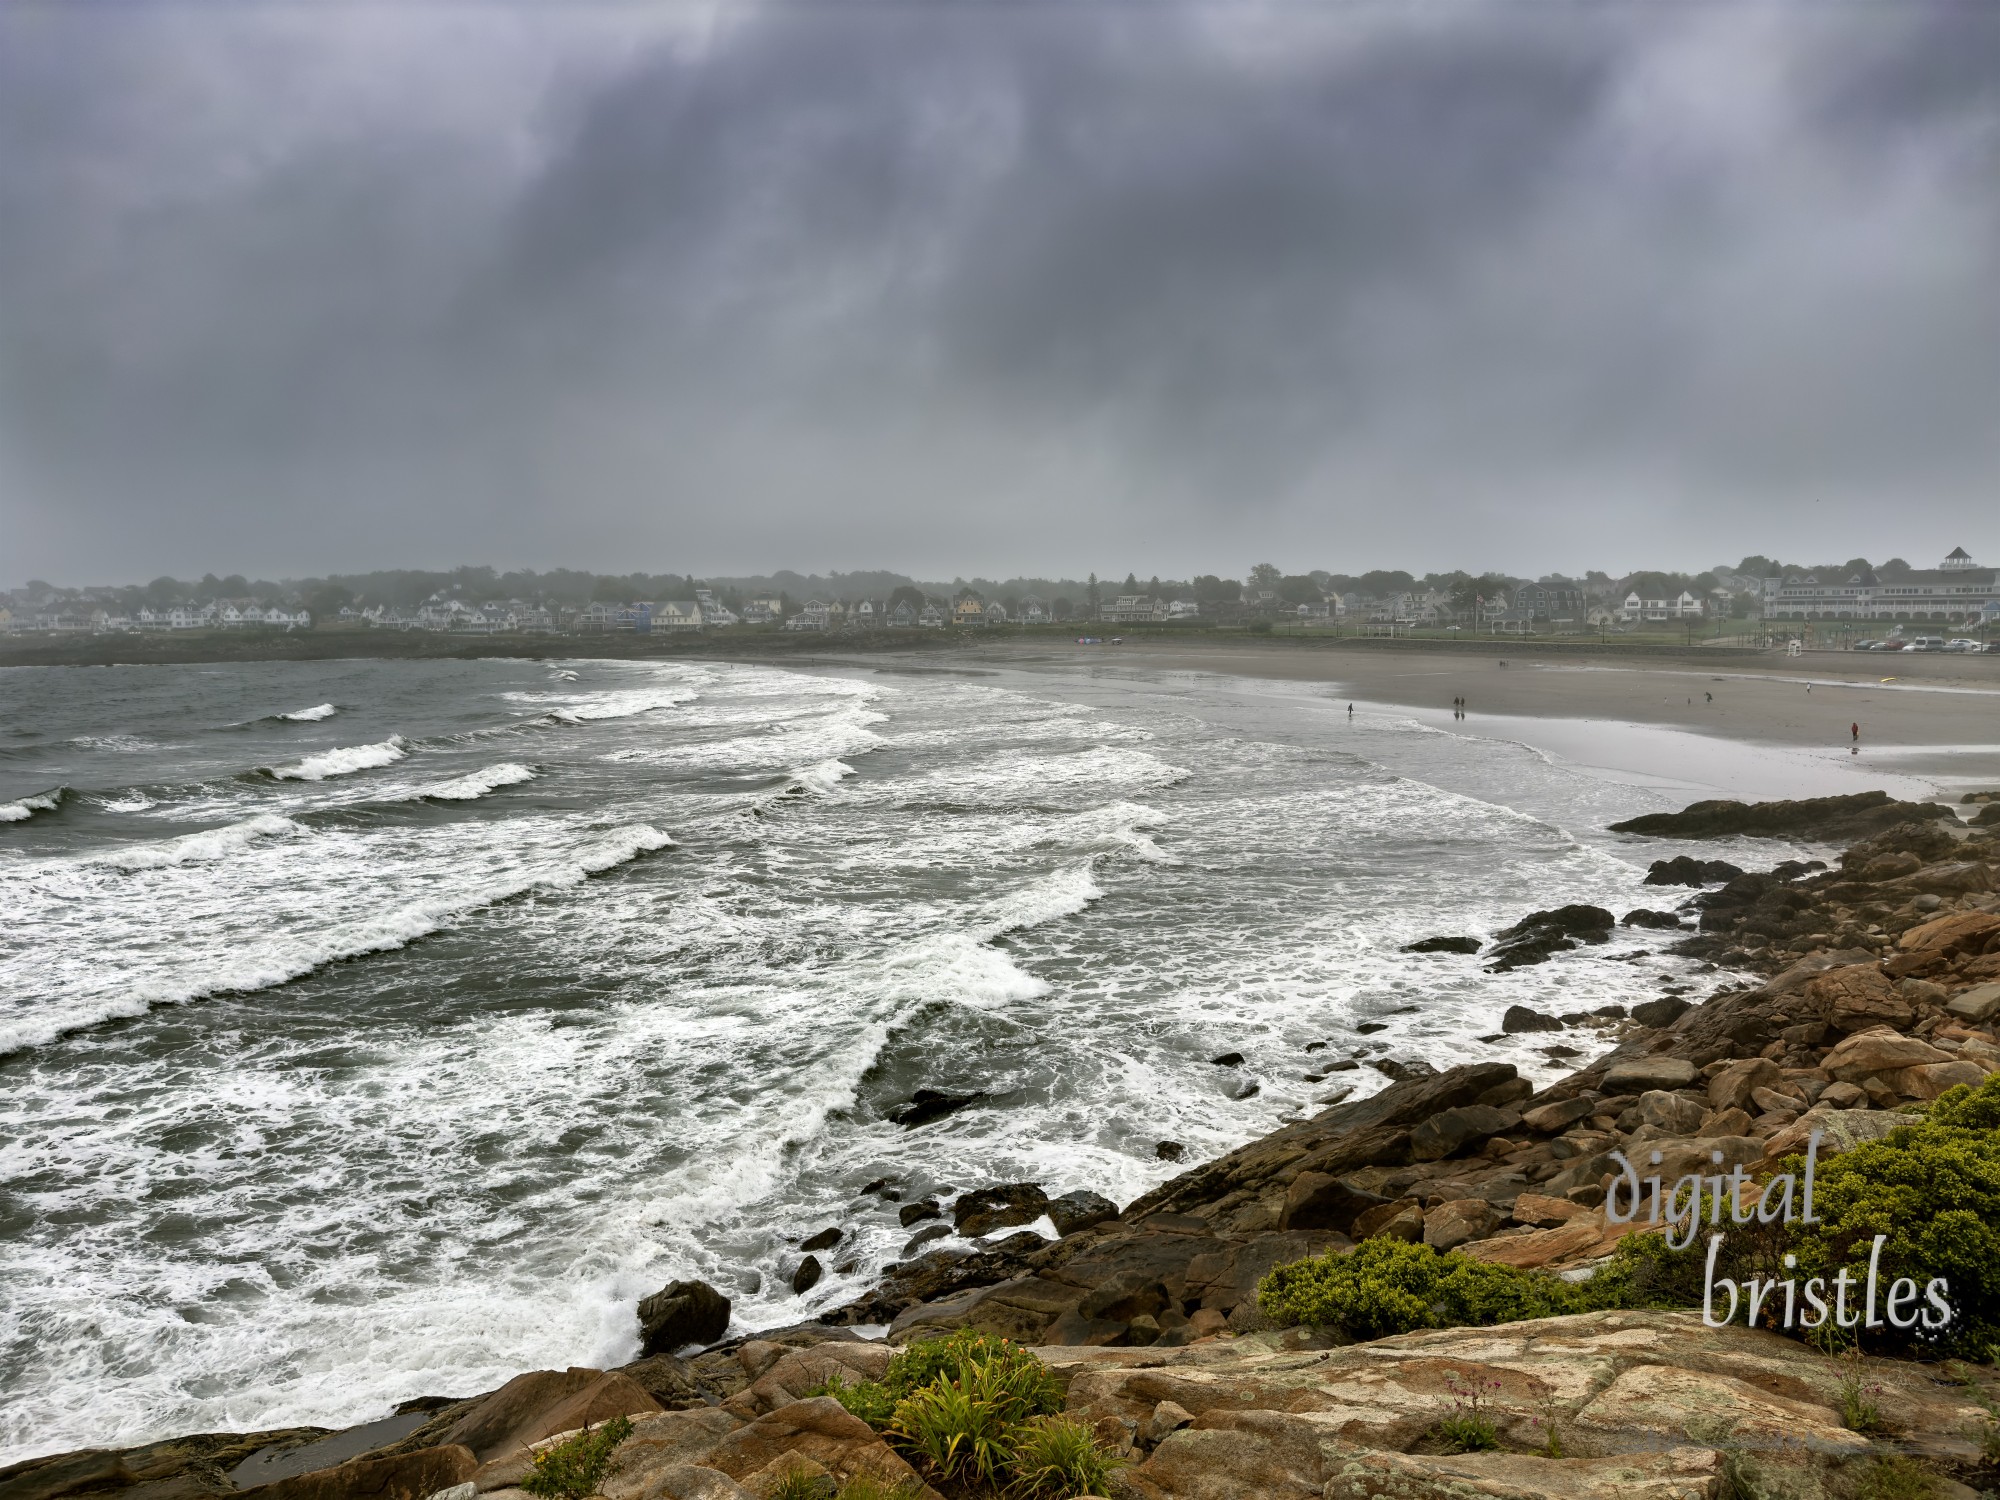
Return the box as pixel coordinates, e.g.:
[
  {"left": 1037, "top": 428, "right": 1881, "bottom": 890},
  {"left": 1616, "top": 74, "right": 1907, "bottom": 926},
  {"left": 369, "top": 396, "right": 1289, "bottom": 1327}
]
[
  {"left": 278, "top": 704, "right": 338, "bottom": 723},
  {"left": 0, "top": 788, "right": 68, "bottom": 823},
  {"left": 416, "top": 764, "right": 537, "bottom": 802},
  {"left": 103, "top": 814, "right": 304, "bottom": 871},
  {"left": 268, "top": 737, "right": 407, "bottom": 781}
]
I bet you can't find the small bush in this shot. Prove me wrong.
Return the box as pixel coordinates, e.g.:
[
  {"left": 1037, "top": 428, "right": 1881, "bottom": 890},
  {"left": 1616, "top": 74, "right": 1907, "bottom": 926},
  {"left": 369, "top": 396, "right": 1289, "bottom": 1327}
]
[
  {"left": 763, "top": 1470, "right": 835, "bottom": 1500},
  {"left": 1837, "top": 1350, "right": 1887, "bottom": 1435},
  {"left": 1855, "top": 1456, "right": 1936, "bottom": 1500},
  {"left": 808, "top": 1373, "right": 898, "bottom": 1430},
  {"left": 830, "top": 1478, "right": 924, "bottom": 1500},
  {"left": 1259, "top": 1237, "right": 1588, "bottom": 1338},
  {"left": 1789, "top": 1074, "right": 2000, "bottom": 1359},
  {"left": 1006, "top": 1414, "right": 1124, "bottom": 1498},
  {"left": 1435, "top": 1412, "right": 1500, "bottom": 1453},
  {"left": 889, "top": 1376, "right": 1017, "bottom": 1489},
  {"left": 519, "top": 1415, "right": 634, "bottom": 1500}
]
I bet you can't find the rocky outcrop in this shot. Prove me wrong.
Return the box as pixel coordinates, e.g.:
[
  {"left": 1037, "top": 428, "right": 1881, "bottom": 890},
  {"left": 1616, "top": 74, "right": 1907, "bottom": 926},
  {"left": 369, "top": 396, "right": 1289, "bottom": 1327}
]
[
  {"left": 1484, "top": 906, "right": 1616, "bottom": 971},
  {"left": 1609, "top": 789, "right": 1953, "bottom": 841},
  {"left": 639, "top": 1280, "right": 732, "bottom": 1356},
  {"left": 16, "top": 799, "right": 2000, "bottom": 1500}
]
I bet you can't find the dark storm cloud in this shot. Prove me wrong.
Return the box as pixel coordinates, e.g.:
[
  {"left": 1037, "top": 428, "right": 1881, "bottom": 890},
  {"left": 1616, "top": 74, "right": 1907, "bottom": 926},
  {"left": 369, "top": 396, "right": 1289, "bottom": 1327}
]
[{"left": 1, "top": 2, "right": 1997, "bottom": 583}]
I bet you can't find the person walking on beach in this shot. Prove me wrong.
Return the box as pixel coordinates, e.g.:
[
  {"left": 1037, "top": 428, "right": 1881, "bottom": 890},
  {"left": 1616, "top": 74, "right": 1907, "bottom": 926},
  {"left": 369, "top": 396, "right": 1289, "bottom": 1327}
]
[
  {"left": 1347, "top": 703, "right": 1354, "bottom": 720},
  {"left": 1852, "top": 722, "right": 1860, "bottom": 753}
]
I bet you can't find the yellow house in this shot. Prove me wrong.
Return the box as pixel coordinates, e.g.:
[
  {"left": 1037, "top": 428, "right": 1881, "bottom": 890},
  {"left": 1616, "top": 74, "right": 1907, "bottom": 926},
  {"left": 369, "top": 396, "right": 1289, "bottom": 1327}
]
[{"left": 953, "top": 598, "right": 985, "bottom": 626}]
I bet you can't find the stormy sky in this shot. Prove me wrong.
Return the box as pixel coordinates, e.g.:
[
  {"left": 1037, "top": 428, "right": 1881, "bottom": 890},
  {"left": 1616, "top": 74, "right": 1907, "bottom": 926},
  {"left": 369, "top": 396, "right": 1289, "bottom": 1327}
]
[{"left": 3, "top": 2, "right": 1997, "bottom": 585}]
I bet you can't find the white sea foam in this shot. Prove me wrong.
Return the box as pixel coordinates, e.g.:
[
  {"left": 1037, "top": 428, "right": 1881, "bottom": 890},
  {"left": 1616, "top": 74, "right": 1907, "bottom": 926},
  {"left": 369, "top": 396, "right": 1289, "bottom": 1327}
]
[
  {"left": 0, "top": 788, "right": 66, "bottom": 822},
  {"left": 67, "top": 735, "right": 159, "bottom": 752},
  {"left": 0, "top": 657, "right": 1767, "bottom": 1462},
  {"left": 0, "top": 821, "right": 675, "bottom": 1058},
  {"left": 103, "top": 814, "right": 303, "bottom": 870},
  {"left": 417, "top": 763, "right": 537, "bottom": 801},
  {"left": 506, "top": 686, "right": 700, "bottom": 723},
  {"left": 785, "top": 760, "right": 854, "bottom": 797},
  {"left": 268, "top": 736, "right": 407, "bottom": 781},
  {"left": 278, "top": 704, "right": 338, "bottom": 722}
]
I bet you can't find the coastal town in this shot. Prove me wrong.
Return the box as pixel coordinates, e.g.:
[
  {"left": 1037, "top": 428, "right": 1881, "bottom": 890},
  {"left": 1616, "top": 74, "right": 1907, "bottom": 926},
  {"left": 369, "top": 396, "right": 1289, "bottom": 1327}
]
[{"left": 4, "top": 549, "right": 1997, "bottom": 646}]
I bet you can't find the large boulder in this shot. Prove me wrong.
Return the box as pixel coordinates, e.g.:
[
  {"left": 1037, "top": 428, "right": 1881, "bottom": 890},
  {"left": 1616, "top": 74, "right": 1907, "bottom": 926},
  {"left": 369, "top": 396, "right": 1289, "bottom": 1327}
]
[
  {"left": 1644, "top": 856, "right": 1744, "bottom": 886},
  {"left": 1409, "top": 1104, "right": 1522, "bottom": 1162},
  {"left": 1609, "top": 791, "right": 1951, "bottom": 841},
  {"left": 1805, "top": 966, "right": 1911, "bottom": 1034},
  {"left": 953, "top": 1184, "right": 1049, "bottom": 1236},
  {"left": 248, "top": 1445, "right": 477, "bottom": 1500},
  {"left": 1822, "top": 1029, "right": 1952, "bottom": 1083},
  {"left": 1501, "top": 1005, "right": 1565, "bottom": 1034},
  {"left": 1947, "top": 983, "right": 2000, "bottom": 1024},
  {"left": 639, "top": 1281, "right": 733, "bottom": 1357},
  {"left": 1600, "top": 1057, "right": 1700, "bottom": 1095},
  {"left": 1707, "top": 1058, "right": 1781, "bottom": 1113},
  {"left": 1048, "top": 1190, "right": 1120, "bottom": 1236},
  {"left": 1278, "top": 1173, "right": 1387, "bottom": 1233},
  {"left": 1485, "top": 906, "right": 1615, "bottom": 971}
]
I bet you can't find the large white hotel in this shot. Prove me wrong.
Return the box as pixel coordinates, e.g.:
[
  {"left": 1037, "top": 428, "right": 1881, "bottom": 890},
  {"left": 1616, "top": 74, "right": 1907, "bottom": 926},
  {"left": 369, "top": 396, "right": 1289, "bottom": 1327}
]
[{"left": 1761, "top": 548, "right": 2000, "bottom": 624}]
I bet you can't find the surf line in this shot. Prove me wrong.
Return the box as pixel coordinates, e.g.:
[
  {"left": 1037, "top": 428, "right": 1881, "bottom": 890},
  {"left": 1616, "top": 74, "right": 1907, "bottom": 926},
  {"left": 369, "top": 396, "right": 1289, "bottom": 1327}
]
[{"left": 1602, "top": 1130, "right": 1953, "bottom": 1332}]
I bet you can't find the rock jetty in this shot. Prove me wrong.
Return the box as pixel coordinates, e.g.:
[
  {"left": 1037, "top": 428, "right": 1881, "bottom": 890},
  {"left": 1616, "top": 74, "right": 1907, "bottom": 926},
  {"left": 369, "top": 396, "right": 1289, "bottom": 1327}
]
[{"left": 7, "top": 792, "right": 1998, "bottom": 1500}]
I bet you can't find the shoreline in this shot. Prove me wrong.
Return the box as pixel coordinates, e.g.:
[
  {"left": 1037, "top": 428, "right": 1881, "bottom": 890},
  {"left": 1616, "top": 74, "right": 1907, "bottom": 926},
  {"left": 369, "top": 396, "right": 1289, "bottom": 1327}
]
[{"left": 9, "top": 785, "right": 2000, "bottom": 1495}]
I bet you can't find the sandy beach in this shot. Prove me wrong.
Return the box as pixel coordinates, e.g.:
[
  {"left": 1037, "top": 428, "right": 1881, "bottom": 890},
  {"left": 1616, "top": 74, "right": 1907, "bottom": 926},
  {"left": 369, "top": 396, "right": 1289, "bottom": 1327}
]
[{"left": 868, "top": 637, "right": 2000, "bottom": 800}]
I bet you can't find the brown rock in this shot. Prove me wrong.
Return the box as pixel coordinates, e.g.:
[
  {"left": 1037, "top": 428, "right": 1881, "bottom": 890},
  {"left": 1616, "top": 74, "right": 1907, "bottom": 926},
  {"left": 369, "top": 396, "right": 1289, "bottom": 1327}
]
[
  {"left": 1898, "top": 910, "right": 2000, "bottom": 954},
  {"left": 1706, "top": 1057, "right": 1781, "bottom": 1113},
  {"left": 697, "top": 1398, "right": 933, "bottom": 1493},
  {"left": 1823, "top": 1030, "right": 1952, "bottom": 1082},
  {"left": 1408, "top": 1105, "right": 1522, "bottom": 1162},
  {"left": 1881, "top": 1059, "right": 1989, "bottom": 1099},
  {"left": 440, "top": 1369, "right": 606, "bottom": 1463},
  {"left": 1509, "top": 1192, "right": 1587, "bottom": 1229},
  {"left": 1601, "top": 1057, "right": 1700, "bottom": 1094},
  {"left": 1422, "top": 1198, "right": 1497, "bottom": 1251},
  {"left": 1806, "top": 965, "right": 1913, "bottom": 1034},
  {"left": 249, "top": 1445, "right": 475, "bottom": 1500},
  {"left": 1278, "top": 1173, "right": 1386, "bottom": 1234},
  {"left": 1911, "top": 861, "right": 1994, "bottom": 895},
  {"left": 1631, "top": 1090, "right": 1705, "bottom": 1134},
  {"left": 1947, "top": 983, "right": 2000, "bottom": 1024},
  {"left": 1519, "top": 1096, "right": 1598, "bottom": 1133},
  {"left": 638, "top": 1281, "right": 733, "bottom": 1357},
  {"left": 1699, "top": 1107, "right": 1754, "bottom": 1136},
  {"left": 1350, "top": 1199, "right": 1423, "bottom": 1243}
]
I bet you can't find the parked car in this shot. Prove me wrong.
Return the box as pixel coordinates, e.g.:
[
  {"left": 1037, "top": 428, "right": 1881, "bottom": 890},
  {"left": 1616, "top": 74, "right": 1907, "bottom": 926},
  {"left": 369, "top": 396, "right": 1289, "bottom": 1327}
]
[
  {"left": 1946, "top": 638, "right": 1980, "bottom": 652},
  {"left": 1853, "top": 639, "right": 1881, "bottom": 651},
  {"left": 1910, "top": 636, "right": 1945, "bottom": 652}
]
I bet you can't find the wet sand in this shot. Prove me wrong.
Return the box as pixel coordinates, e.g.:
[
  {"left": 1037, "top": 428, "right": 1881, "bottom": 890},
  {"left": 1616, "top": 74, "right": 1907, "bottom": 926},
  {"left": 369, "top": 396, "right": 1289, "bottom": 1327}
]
[{"left": 895, "top": 638, "right": 2000, "bottom": 797}]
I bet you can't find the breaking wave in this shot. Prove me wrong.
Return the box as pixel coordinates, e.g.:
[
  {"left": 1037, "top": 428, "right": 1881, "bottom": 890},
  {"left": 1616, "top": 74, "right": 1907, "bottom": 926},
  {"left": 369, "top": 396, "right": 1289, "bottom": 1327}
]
[
  {"left": 0, "top": 822, "right": 676, "bottom": 1057},
  {"left": 279, "top": 704, "right": 338, "bottom": 723},
  {"left": 267, "top": 737, "right": 408, "bottom": 782},
  {"left": 0, "top": 787, "right": 70, "bottom": 823},
  {"left": 416, "top": 764, "right": 538, "bottom": 802},
  {"left": 103, "top": 814, "right": 303, "bottom": 871}
]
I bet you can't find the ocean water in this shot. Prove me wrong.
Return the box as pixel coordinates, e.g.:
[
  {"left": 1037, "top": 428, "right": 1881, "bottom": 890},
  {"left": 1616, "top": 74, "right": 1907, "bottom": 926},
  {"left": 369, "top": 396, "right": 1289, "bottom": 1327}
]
[{"left": 0, "top": 655, "right": 1810, "bottom": 1463}]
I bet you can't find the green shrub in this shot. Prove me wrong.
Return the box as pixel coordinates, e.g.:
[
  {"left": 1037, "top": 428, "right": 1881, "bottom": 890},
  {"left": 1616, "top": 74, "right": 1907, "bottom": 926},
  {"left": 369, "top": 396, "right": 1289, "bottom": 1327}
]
[
  {"left": 889, "top": 1375, "right": 1017, "bottom": 1489},
  {"left": 1258, "top": 1237, "right": 1588, "bottom": 1338},
  {"left": 808, "top": 1373, "right": 899, "bottom": 1430},
  {"left": 872, "top": 1330, "right": 1115, "bottom": 1496},
  {"left": 1854, "top": 1456, "right": 1936, "bottom": 1500},
  {"left": 1789, "top": 1075, "right": 2000, "bottom": 1359},
  {"left": 1005, "top": 1414, "right": 1124, "bottom": 1498},
  {"left": 885, "top": 1329, "right": 1063, "bottom": 1420},
  {"left": 519, "top": 1415, "right": 634, "bottom": 1500},
  {"left": 762, "top": 1470, "right": 835, "bottom": 1500}
]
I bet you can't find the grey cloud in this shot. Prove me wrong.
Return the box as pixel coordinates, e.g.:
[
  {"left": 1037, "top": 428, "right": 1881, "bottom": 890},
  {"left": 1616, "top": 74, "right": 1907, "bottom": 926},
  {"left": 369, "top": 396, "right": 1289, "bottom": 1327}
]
[{"left": 1, "top": 2, "right": 1996, "bottom": 583}]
